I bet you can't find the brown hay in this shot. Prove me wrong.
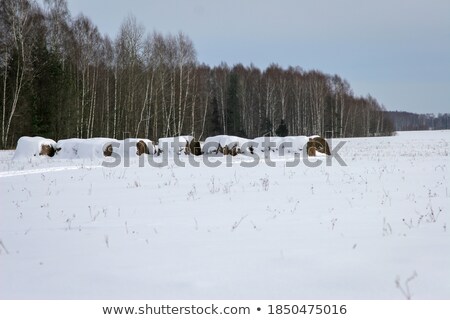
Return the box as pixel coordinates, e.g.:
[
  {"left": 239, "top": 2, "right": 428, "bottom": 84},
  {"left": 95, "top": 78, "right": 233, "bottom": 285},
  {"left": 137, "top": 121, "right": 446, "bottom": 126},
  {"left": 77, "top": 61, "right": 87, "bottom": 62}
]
[
  {"left": 136, "top": 140, "right": 150, "bottom": 156},
  {"left": 230, "top": 144, "right": 239, "bottom": 156},
  {"left": 308, "top": 146, "right": 317, "bottom": 156},
  {"left": 39, "top": 144, "right": 57, "bottom": 157},
  {"left": 189, "top": 141, "right": 202, "bottom": 156},
  {"left": 223, "top": 145, "right": 229, "bottom": 155},
  {"left": 311, "top": 137, "right": 331, "bottom": 155},
  {"left": 103, "top": 144, "right": 113, "bottom": 157}
]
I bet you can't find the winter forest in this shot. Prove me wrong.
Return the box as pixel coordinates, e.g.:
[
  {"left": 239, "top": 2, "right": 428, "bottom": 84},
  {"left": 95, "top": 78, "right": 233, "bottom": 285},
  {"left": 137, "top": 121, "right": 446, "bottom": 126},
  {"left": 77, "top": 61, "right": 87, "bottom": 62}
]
[{"left": 0, "top": 0, "right": 395, "bottom": 149}]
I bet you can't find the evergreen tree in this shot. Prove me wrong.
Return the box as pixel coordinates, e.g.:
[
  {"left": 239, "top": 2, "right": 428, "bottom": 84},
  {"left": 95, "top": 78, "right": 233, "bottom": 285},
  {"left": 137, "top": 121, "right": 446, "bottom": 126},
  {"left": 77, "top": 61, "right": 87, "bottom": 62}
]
[
  {"left": 210, "top": 96, "right": 222, "bottom": 135},
  {"left": 226, "top": 72, "right": 241, "bottom": 136},
  {"left": 275, "top": 119, "right": 288, "bottom": 137},
  {"left": 29, "top": 43, "right": 71, "bottom": 139}
]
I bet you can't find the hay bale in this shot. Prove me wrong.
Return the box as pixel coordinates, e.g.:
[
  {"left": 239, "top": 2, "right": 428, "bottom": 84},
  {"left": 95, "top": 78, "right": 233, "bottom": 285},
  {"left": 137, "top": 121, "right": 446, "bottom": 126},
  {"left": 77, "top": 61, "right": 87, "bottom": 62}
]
[
  {"left": 136, "top": 140, "right": 150, "bottom": 156},
  {"left": 13, "top": 136, "right": 58, "bottom": 160},
  {"left": 54, "top": 138, "right": 117, "bottom": 159},
  {"left": 230, "top": 144, "right": 239, "bottom": 156},
  {"left": 223, "top": 145, "right": 229, "bottom": 155},
  {"left": 103, "top": 144, "right": 113, "bottom": 157},
  {"left": 39, "top": 144, "right": 57, "bottom": 157},
  {"left": 189, "top": 140, "right": 202, "bottom": 156},
  {"left": 158, "top": 136, "right": 193, "bottom": 155},
  {"left": 310, "top": 136, "right": 331, "bottom": 155},
  {"left": 204, "top": 135, "right": 249, "bottom": 155},
  {"left": 216, "top": 143, "right": 239, "bottom": 156}
]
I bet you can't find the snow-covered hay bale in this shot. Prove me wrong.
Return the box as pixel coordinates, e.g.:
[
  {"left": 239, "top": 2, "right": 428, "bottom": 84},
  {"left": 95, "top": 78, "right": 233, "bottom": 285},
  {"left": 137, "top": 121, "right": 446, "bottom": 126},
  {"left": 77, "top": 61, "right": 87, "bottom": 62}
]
[
  {"left": 136, "top": 139, "right": 152, "bottom": 156},
  {"left": 203, "top": 135, "right": 249, "bottom": 155},
  {"left": 13, "top": 136, "right": 58, "bottom": 160},
  {"left": 55, "top": 138, "right": 117, "bottom": 159},
  {"left": 158, "top": 136, "right": 193, "bottom": 155},
  {"left": 40, "top": 144, "right": 57, "bottom": 157},
  {"left": 113, "top": 138, "right": 154, "bottom": 157},
  {"left": 307, "top": 136, "right": 331, "bottom": 155},
  {"left": 188, "top": 140, "right": 203, "bottom": 156},
  {"left": 103, "top": 143, "right": 113, "bottom": 157}
]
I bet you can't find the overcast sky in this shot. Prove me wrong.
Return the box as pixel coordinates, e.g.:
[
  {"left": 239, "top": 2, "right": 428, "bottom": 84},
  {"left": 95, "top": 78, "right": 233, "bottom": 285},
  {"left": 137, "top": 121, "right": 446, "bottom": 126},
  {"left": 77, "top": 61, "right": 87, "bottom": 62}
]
[{"left": 57, "top": 0, "right": 449, "bottom": 114}]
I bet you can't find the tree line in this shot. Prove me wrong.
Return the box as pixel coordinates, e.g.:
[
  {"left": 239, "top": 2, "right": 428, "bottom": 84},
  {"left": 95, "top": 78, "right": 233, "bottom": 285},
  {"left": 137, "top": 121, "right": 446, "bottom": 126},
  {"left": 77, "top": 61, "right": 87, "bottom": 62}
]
[
  {"left": 387, "top": 111, "right": 449, "bottom": 131},
  {"left": 1, "top": 0, "right": 394, "bottom": 149}
]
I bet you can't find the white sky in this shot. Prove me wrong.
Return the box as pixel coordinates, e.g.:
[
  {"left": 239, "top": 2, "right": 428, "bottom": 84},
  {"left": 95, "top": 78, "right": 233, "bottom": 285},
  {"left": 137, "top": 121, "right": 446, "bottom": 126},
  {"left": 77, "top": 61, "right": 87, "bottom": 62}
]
[{"left": 45, "top": 0, "right": 450, "bottom": 114}]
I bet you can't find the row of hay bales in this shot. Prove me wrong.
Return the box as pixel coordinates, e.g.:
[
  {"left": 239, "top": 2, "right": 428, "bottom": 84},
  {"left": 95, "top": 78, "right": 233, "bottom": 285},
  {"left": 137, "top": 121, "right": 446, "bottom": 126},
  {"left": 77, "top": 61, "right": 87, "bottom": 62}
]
[
  {"left": 13, "top": 135, "right": 331, "bottom": 160},
  {"left": 203, "top": 135, "right": 331, "bottom": 156},
  {"left": 13, "top": 137, "right": 150, "bottom": 160}
]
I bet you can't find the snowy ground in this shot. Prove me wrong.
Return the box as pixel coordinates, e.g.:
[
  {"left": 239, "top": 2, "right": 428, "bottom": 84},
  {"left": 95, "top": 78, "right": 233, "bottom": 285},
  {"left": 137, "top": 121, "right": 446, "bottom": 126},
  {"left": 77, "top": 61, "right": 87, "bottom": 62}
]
[{"left": 0, "top": 130, "right": 449, "bottom": 299}]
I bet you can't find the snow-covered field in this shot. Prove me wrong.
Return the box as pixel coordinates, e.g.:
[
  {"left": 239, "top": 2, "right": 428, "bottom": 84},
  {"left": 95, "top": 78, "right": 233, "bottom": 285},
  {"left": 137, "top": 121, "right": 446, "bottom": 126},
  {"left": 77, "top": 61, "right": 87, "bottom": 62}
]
[{"left": 0, "top": 130, "right": 449, "bottom": 299}]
